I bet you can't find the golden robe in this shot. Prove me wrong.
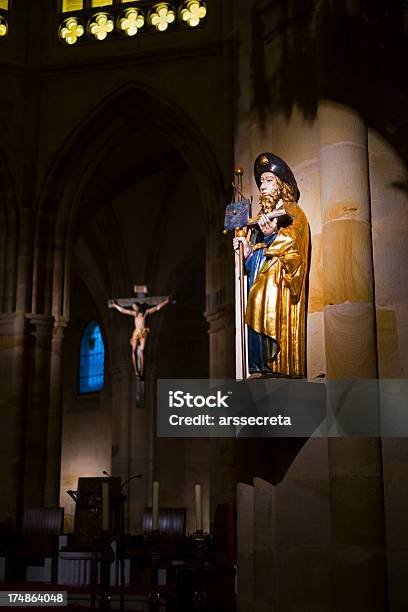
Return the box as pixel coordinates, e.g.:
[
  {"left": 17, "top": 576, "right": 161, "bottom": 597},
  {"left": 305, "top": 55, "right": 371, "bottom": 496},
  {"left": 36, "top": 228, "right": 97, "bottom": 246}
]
[{"left": 245, "top": 201, "right": 309, "bottom": 377}]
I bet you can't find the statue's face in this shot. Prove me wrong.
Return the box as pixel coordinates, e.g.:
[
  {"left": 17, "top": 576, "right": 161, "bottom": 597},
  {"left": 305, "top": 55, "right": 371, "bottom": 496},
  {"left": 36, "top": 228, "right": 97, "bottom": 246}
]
[
  {"left": 259, "top": 172, "right": 279, "bottom": 196},
  {"left": 132, "top": 304, "right": 140, "bottom": 313}
]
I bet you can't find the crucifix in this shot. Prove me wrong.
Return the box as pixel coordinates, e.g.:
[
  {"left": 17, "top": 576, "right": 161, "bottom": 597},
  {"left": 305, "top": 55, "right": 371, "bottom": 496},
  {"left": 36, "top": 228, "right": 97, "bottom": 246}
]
[{"left": 108, "top": 285, "right": 172, "bottom": 380}]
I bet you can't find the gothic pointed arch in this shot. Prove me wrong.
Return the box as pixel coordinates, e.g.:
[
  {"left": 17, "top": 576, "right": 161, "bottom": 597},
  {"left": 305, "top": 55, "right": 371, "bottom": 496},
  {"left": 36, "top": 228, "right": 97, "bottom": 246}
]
[{"left": 34, "top": 82, "right": 225, "bottom": 318}]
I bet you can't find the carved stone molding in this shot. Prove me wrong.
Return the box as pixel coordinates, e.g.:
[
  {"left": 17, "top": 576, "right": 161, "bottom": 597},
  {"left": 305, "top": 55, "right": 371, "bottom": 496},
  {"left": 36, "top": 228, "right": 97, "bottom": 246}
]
[
  {"left": 204, "top": 303, "right": 234, "bottom": 335},
  {"left": 25, "top": 313, "right": 55, "bottom": 338}
]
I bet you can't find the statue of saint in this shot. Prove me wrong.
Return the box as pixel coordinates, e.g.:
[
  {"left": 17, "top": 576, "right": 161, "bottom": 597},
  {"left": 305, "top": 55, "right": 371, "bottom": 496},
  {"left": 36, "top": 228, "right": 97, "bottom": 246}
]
[
  {"left": 109, "top": 296, "right": 172, "bottom": 378},
  {"left": 233, "top": 153, "right": 309, "bottom": 378}
]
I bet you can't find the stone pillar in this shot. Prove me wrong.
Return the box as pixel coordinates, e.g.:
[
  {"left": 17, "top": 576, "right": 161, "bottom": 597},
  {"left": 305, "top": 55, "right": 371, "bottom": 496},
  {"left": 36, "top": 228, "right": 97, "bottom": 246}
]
[
  {"left": 0, "top": 313, "right": 27, "bottom": 524},
  {"left": 23, "top": 314, "right": 54, "bottom": 509},
  {"left": 253, "top": 477, "right": 276, "bottom": 612},
  {"left": 44, "top": 316, "right": 68, "bottom": 507},
  {"left": 206, "top": 305, "right": 235, "bottom": 380},
  {"left": 110, "top": 362, "right": 133, "bottom": 529},
  {"left": 128, "top": 366, "right": 155, "bottom": 534},
  {"left": 205, "top": 219, "right": 235, "bottom": 380},
  {"left": 318, "top": 101, "right": 387, "bottom": 610},
  {"left": 319, "top": 103, "right": 377, "bottom": 377},
  {"left": 206, "top": 301, "right": 236, "bottom": 519},
  {"left": 237, "top": 482, "right": 254, "bottom": 612},
  {"left": 2, "top": 213, "right": 18, "bottom": 313},
  {"left": 15, "top": 209, "right": 33, "bottom": 313}
]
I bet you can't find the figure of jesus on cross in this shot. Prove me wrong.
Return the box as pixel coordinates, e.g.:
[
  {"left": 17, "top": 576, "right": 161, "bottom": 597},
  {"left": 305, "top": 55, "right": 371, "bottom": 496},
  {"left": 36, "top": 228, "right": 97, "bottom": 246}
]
[{"left": 109, "top": 285, "right": 172, "bottom": 379}]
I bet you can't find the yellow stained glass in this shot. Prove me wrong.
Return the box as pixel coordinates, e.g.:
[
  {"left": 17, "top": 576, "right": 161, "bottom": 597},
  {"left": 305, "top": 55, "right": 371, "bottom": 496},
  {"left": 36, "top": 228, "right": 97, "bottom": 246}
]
[
  {"left": 59, "top": 17, "right": 84, "bottom": 44},
  {"left": 88, "top": 13, "right": 114, "bottom": 40},
  {"left": 148, "top": 3, "right": 175, "bottom": 32},
  {"left": 180, "top": 1, "right": 206, "bottom": 27},
  {"left": 119, "top": 8, "right": 144, "bottom": 35},
  {"left": 0, "top": 0, "right": 9, "bottom": 10},
  {"left": 121, "top": 0, "right": 142, "bottom": 3},
  {"left": 92, "top": 0, "right": 113, "bottom": 7},
  {"left": 62, "top": 0, "right": 83, "bottom": 12},
  {"left": 0, "top": 17, "right": 7, "bottom": 37}
]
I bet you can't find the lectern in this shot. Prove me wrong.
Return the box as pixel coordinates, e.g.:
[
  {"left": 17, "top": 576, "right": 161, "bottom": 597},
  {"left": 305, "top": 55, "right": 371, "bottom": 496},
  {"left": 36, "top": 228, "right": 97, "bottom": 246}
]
[
  {"left": 66, "top": 477, "right": 123, "bottom": 611},
  {"left": 71, "top": 477, "right": 122, "bottom": 545}
]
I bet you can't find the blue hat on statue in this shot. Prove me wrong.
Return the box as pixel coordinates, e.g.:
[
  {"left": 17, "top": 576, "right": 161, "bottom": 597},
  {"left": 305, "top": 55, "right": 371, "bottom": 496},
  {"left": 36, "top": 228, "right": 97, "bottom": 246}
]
[{"left": 254, "top": 152, "right": 299, "bottom": 201}]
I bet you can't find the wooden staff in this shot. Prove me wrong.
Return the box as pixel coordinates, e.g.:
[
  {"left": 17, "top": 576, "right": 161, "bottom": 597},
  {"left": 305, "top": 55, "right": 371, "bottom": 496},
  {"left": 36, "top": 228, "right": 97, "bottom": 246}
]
[
  {"left": 236, "top": 226, "right": 247, "bottom": 379},
  {"left": 235, "top": 168, "right": 248, "bottom": 379}
]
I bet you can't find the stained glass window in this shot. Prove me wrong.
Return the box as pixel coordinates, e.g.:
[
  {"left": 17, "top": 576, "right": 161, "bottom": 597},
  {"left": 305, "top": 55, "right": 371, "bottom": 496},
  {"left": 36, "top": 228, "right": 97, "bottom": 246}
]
[
  {"left": 62, "top": 0, "right": 83, "bottom": 12},
  {"left": 0, "top": 0, "right": 9, "bottom": 10},
  {"left": 58, "top": 0, "right": 208, "bottom": 38},
  {"left": 92, "top": 0, "right": 113, "bottom": 7},
  {"left": 62, "top": 0, "right": 143, "bottom": 9},
  {"left": 79, "top": 321, "right": 105, "bottom": 394}
]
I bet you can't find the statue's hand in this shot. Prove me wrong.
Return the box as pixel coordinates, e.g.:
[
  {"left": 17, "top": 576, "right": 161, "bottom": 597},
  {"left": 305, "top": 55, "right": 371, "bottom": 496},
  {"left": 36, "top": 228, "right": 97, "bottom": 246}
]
[
  {"left": 259, "top": 214, "right": 277, "bottom": 236},
  {"left": 233, "top": 236, "right": 251, "bottom": 259}
]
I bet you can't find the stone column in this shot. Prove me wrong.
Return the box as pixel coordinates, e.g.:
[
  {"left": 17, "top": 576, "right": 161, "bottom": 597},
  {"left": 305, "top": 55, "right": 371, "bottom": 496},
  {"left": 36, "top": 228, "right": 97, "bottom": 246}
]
[
  {"left": 253, "top": 477, "right": 276, "bottom": 612},
  {"left": 44, "top": 316, "right": 68, "bottom": 507},
  {"left": 23, "top": 314, "right": 54, "bottom": 509},
  {"left": 110, "top": 362, "right": 133, "bottom": 530},
  {"left": 206, "top": 306, "right": 235, "bottom": 380},
  {"left": 0, "top": 313, "right": 27, "bottom": 524},
  {"left": 128, "top": 365, "right": 156, "bottom": 534},
  {"left": 2, "top": 213, "right": 18, "bottom": 313},
  {"left": 237, "top": 482, "right": 254, "bottom": 612},
  {"left": 15, "top": 209, "right": 33, "bottom": 313},
  {"left": 318, "top": 101, "right": 387, "bottom": 611},
  {"left": 206, "top": 264, "right": 236, "bottom": 519}
]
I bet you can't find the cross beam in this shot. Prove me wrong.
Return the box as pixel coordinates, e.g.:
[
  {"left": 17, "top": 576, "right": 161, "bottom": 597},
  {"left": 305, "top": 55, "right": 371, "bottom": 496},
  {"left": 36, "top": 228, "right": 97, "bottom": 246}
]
[
  {"left": 107, "top": 297, "right": 169, "bottom": 308},
  {"left": 108, "top": 285, "right": 168, "bottom": 308}
]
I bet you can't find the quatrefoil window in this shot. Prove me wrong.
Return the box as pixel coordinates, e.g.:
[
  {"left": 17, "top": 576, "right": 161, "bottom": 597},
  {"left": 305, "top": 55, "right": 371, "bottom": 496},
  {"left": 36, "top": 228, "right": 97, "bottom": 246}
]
[
  {"left": 119, "top": 8, "right": 145, "bottom": 36},
  {"left": 179, "top": 0, "right": 206, "bottom": 27},
  {"left": 148, "top": 3, "right": 176, "bottom": 32},
  {"left": 88, "top": 12, "right": 114, "bottom": 40},
  {"left": 59, "top": 17, "right": 85, "bottom": 44}
]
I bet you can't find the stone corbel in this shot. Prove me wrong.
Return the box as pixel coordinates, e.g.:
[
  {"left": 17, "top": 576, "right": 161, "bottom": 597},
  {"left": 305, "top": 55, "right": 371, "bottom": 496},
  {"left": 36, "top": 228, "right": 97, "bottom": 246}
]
[
  {"left": 53, "top": 315, "right": 69, "bottom": 338},
  {"left": 204, "top": 303, "right": 234, "bottom": 335},
  {"left": 25, "top": 313, "right": 55, "bottom": 340}
]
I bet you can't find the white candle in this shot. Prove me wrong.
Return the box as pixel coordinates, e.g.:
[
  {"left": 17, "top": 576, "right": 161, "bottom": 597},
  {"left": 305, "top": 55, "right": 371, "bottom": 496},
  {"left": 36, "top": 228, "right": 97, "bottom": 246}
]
[
  {"left": 102, "top": 481, "right": 109, "bottom": 531},
  {"left": 152, "top": 481, "right": 159, "bottom": 531},
  {"left": 195, "top": 483, "right": 203, "bottom": 532}
]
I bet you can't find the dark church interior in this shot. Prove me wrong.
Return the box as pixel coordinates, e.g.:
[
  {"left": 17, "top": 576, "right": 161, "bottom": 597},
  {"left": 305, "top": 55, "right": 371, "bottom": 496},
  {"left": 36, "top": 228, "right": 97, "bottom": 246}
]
[{"left": 0, "top": 0, "right": 408, "bottom": 610}]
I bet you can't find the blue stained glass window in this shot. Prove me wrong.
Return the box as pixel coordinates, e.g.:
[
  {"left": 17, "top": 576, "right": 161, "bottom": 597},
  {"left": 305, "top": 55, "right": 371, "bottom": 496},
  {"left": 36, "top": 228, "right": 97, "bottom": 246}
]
[{"left": 79, "top": 321, "right": 105, "bottom": 394}]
